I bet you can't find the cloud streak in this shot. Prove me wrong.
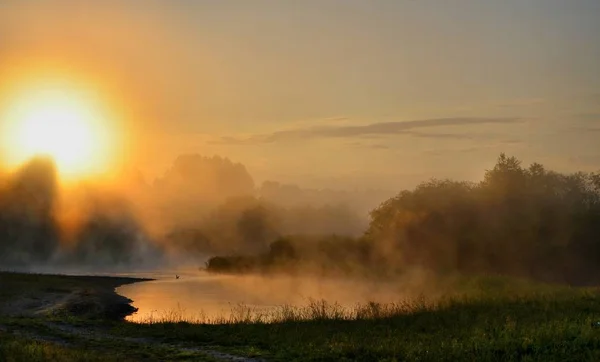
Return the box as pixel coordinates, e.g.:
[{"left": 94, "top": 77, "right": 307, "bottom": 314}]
[
  {"left": 211, "top": 117, "right": 523, "bottom": 145},
  {"left": 573, "top": 113, "right": 600, "bottom": 122},
  {"left": 496, "top": 98, "right": 546, "bottom": 108},
  {"left": 423, "top": 139, "right": 522, "bottom": 156},
  {"left": 346, "top": 142, "right": 391, "bottom": 150}
]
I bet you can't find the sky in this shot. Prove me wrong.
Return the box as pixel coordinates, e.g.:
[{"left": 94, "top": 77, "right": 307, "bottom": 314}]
[{"left": 0, "top": 0, "right": 599, "bottom": 190}]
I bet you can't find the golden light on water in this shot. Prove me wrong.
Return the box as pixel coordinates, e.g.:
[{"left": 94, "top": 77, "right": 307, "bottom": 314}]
[{"left": 0, "top": 76, "right": 122, "bottom": 180}]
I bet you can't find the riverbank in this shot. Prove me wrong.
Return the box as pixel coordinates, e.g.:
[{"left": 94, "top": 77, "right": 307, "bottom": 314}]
[
  {"left": 0, "top": 271, "right": 264, "bottom": 361},
  {"left": 0, "top": 271, "right": 150, "bottom": 320},
  {"left": 2, "top": 271, "right": 600, "bottom": 361}
]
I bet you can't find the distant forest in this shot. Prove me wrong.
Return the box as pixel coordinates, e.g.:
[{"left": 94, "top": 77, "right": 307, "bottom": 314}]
[
  {"left": 207, "top": 154, "right": 600, "bottom": 285},
  {"left": 1, "top": 153, "right": 599, "bottom": 285},
  {"left": 0, "top": 154, "right": 387, "bottom": 268}
]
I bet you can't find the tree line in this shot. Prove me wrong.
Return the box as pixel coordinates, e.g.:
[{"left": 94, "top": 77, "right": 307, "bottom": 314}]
[{"left": 208, "top": 154, "right": 600, "bottom": 285}]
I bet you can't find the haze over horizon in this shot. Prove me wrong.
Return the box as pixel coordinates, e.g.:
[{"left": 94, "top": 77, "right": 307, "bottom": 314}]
[
  {"left": 3, "top": 5, "right": 600, "bottom": 361},
  {"left": 1, "top": 0, "right": 598, "bottom": 190}
]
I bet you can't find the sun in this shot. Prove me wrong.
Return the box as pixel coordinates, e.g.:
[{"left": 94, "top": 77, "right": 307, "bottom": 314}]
[
  {"left": 14, "top": 93, "right": 98, "bottom": 172},
  {"left": 1, "top": 83, "right": 115, "bottom": 179}
]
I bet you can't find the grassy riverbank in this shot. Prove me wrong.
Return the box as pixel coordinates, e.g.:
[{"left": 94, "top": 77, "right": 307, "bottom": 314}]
[{"left": 2, "top": 271, "right": 600, "bottom": 361}]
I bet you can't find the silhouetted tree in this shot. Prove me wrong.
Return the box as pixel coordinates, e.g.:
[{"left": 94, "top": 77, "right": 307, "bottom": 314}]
[
  {"left": 365, "top": 154, "right": 600, "bottom": 284},
  {"left": 0, "top": 157, "right": 60, "bottom": 265}
]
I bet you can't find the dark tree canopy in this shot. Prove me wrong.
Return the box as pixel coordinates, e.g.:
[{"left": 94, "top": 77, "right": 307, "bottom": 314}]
[
  {"left": 366, "top": 154, "right": 600, "bottom": 284},
  {"left": 0, "top": 157, "right": 60, "bottom": 265}
]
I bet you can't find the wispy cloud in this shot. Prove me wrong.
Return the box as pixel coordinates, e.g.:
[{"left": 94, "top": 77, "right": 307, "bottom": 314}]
[
  {"left": 423, "top": 139, "right": 522, "bottom": 156},
  {"left": 496, "top": 98, "right": 546, "bottom": 108},
  {"left": 346, "top": 142, "right": 390, "bottom": 150},
  {"left": 211, "top": 117, "right": 523, "bottom": 145},
  {"left": 407, "top": 131, "right": 480, "bottom": 140},
  {"left": 573, "top": 127, "right": 600, "bottom": 133},
  {"left": 408, "top": 131, "right": 522, "bottom": 142},
  {"left": 573, "top": 113, "right": 600, "bottom": 122}
]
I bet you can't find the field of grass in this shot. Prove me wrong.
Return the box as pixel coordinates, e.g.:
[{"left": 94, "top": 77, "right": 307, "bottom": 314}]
[
  {"left": 0, "top": 334, "right": 126, "bottom": 362},
  {"left": 2, "top": 272, "right": 600, "bottom": 361}
]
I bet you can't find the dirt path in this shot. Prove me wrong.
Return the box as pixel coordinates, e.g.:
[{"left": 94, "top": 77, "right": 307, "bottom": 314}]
[{"left": 1, "top": 321, "right": 264, "bottom": 362}]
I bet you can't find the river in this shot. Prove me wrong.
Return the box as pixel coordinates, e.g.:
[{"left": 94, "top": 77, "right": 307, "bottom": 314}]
[{"left": 116, "top": 268, "right": 427, "bottom": 323}]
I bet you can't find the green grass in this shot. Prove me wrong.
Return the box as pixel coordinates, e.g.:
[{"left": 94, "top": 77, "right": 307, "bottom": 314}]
[
  {"left": 0, "top": 317, "right": 219, "bottom": 362},
  {"left": 3, "top": 271, "right": 600, "bottom": 361},
  {"left": 0, "top": 334, "right": 128, "bottom": 362},
  {"left": 0, "top": 332, "right": 223, "bottom": 362},
  {"left": 114, "top": 278, "right": 600, "bottom": 361},
  {"left": 118, "top": 293, "right": 600, "bottom": 361}
]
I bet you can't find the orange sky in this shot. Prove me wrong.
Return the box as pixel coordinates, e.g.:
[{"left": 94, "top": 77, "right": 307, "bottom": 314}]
[{"left": 0, "top": 1, "right": 599, "bottom": 190}]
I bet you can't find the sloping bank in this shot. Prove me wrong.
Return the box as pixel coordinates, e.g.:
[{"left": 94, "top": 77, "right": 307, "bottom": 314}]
[{"left": 0, "top": 271, "right": 152, "bottom": 320}]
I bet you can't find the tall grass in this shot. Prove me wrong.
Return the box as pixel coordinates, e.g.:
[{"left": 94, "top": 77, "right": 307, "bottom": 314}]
[
  {"left": 136, "top": 295, "right": 485, "bottom": 325},
  {"left": 0, "top": 335, "right": 125, "bottom": 362},
  {"left": 137, "top": 298, "right": 421, "bottom": 324}
]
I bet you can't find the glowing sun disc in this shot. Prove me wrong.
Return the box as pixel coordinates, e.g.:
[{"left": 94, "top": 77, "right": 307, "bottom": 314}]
[{"left": 1, "top": 84, "right": 113, "bottom": 178}]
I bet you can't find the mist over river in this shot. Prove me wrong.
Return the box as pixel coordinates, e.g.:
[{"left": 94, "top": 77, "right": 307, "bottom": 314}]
[{"left": 116, "top": 268, "right": 435, "bottom": 323}]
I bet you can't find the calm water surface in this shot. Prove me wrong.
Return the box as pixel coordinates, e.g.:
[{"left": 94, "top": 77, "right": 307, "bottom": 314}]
[{"left": 116, "top": 269, "right": 418, "bottom": 323}]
